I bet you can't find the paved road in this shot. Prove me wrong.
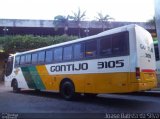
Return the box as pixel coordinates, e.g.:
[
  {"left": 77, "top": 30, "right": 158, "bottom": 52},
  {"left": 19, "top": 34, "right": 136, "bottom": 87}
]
[{"left": 0, "top": 82, "right": 160, "bottom": 118}]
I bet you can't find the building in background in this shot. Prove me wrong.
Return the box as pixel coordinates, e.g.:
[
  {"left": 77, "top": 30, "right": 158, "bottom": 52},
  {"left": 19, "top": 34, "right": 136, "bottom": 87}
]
[
  {"left": 155, "top": 0, "right": 160, "bottom": 57},
  {"left": 0, "top": 19, "right": 156, "bottom": 37}
]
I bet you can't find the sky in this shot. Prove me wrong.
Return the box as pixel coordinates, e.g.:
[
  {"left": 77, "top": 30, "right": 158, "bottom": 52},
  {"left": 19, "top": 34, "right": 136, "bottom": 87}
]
[{"left": 0, "top": 0, "right": 155, "bottom": 22}]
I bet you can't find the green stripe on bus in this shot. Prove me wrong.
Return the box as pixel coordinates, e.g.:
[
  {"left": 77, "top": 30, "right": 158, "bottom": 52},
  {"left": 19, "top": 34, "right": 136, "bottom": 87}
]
[
  {"left": 21, "top": 67, "right": 37, "bottom": 89},
  {"left": 28, "top": 66, "right": 46, "bottom": 90}
]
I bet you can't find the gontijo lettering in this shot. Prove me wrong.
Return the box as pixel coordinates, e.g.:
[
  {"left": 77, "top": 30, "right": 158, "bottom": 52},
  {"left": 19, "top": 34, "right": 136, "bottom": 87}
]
[{"left": 50, "top": 63, "right": 88, "bottom": 72}]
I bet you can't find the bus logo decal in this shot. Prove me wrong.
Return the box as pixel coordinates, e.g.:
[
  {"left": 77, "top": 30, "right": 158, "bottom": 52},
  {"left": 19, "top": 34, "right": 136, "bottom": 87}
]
[{"left": 14, "top": 68, "right": 20, "bottom": 75}]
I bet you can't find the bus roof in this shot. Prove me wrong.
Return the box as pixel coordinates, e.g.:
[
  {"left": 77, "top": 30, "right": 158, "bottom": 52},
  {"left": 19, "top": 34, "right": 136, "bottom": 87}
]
[{"left": 15, "top": 24, "right": 140, "bottom": 56}]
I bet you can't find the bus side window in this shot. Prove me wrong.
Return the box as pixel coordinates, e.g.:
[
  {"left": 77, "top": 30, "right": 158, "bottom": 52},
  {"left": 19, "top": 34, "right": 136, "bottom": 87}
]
[
  {"left": 38, "top": 51, "right": 45, "bottom": 64},
  {"left": 85, "top": 40, "right": 97, "bottom": 58},
  {"left": 54, "top": 47, "right": 62, "bottom": 62},
  {"left": 63, "top": 46, "right": 72, "bottom": 61},
  {"left": 26, "top": 54, "right": 31, "bottom": 64},
  {"left": 32, "top": 53, "right": 38, "bottom": 64},
  {"left": 20, "top": 55, "right": 26, "bottom": 65},
  {"left": 45, "top": 49, "right": 53, "bottom": 63},
  {"left": 73, "top": 43, "right": 84, "bottom": 60},
  {"left": 112, "top": 32, "right": 129, "bottom": 55},
  {"left": 15, "top": 56, "right": 20, "bottom": 67},
  {"left": 99, "top": 36, "right": 112, "bottom": 56}
]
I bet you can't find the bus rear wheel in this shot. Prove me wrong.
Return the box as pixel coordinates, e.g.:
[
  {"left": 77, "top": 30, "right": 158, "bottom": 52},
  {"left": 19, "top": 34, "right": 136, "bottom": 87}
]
[
  {"left": 12, "top": 80, "right": 20, "bottom": 92},
  {"left": 60, "top": 80, "right": 75, "bottom": 100}
]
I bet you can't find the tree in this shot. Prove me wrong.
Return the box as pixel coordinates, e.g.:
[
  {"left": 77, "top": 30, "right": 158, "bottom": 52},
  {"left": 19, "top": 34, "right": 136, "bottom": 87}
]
[
  {"left": 0, "top": 35, "right": 78, "bottom": 53},
  {"left": 148, "top": 16, "right": 156, "bottom": 28},
  {"left": 54, "top": 15, "right": 71, "bottom": 35},
  {"left": 95, "top": 12, "right": 114, "bottom": 31},
  {"left": 70, "top": 8, "right": 86, "bottom": 37}
]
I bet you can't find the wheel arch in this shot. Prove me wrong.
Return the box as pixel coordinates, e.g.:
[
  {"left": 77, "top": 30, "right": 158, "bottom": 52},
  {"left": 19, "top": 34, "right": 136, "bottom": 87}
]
[{"left": 59, "top": 78, "right": 75, "bottom": 91}]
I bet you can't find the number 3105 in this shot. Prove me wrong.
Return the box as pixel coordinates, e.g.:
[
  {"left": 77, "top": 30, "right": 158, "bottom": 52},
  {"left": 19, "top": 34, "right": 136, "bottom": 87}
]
[{"left": 98, "top": 60, "right": 124, "bottom": 69}]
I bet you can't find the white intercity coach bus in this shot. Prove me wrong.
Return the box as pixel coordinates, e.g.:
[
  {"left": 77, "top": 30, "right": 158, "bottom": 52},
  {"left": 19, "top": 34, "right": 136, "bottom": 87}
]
[{"left": 5, "top": 24, "right": 157, "bottom": 100}]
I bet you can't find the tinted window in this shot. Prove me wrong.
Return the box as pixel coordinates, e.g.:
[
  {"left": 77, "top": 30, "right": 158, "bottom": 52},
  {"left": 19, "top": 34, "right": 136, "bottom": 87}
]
[
  {"left": 73, "top": 43, "right": 84, "bottom": 60},
  {"left": 38, "top": 51, "right": 45, "bottom": 63},
  {"left": 112, "top": 32, "right": 129, "bottom": 55},
  {"left": 20, "top": 55, "right": 25, "bottom": 65},
  {"left": 26, "top": 54, "right": 31, "bottom": 64},
  {"left": 32, "top": 53, "right": 38, "bottom": 64},
  {"left": 85, "top": 40, "right": 97, "bottom": 58},
  {"left": 99, "top": 31, "right": 129, "bottom": 57},
  {"left": 100, "top": 36, "right": 112, "bottom": 56},
  {"left": 54, "top": 47, "right": 62, "bottom": 62},
  {"left": 63, "top": 46, "right": 72, "bottom": 61},
  {"left": 15, "top": 56, "right": 20, "bottom": 66},
  {"left": 45, "top": 50, "right": 53, "bottom": 63}
]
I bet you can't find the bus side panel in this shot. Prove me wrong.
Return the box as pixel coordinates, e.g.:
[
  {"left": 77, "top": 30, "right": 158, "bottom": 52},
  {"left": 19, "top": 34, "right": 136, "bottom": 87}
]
[
  {"left": 21, "top": 67, "right": 38, "bottom": 89},
  {"left": 36, "top": 65, "right": 56, "bottom": 91},
  {"left": 93, "top": 72, "right": 129, "bottom": 93},
  {"left": 14, "top": 68, "right": 29, "bottom": 89},
  {"left": 36, "top": 65, "right": 86, "bottom": 92}
]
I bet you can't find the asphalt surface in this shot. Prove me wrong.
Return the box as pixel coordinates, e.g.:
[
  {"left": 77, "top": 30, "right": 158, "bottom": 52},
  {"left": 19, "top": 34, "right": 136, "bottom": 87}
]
[{"left": 0, "top": 82, "right": 160, "bottom": 118}]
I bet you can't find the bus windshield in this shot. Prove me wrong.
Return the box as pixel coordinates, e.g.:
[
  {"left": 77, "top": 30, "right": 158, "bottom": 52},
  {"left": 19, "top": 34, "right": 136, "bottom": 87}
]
[{"left": 5, "top": 56, "right": 13, "bottom": 76}]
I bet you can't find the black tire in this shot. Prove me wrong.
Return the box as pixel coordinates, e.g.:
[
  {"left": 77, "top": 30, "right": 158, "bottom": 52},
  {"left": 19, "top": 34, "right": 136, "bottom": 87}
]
[
  {"left": 12, "top": 80, "right": 20, "bottom": 93},
  {"left": 60, "top": 80, "right": 75, "bottom": 100}
]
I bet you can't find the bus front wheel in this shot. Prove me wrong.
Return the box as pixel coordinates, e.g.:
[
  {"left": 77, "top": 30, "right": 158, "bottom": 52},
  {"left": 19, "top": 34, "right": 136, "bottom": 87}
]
[
  {"left": 60, "top": 80, "right": 75, "bottom": 100},
  {"left": 12, "top": 80, "right": 20, "bottom": 92}
]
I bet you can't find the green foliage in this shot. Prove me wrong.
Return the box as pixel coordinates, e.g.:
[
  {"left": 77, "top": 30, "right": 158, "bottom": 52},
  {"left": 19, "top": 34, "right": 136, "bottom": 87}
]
[
  {"left": 0, "top": 35, "right": 78, "bottom": 53},
  {"left": 54, "top": 15, "right": 72, "bottom": 34},
  {"left": 69, "top": 8, "right": 86, "bottom": 37},
  {"left": 54, "top": 15, "right": 70, "bottom": 26}
]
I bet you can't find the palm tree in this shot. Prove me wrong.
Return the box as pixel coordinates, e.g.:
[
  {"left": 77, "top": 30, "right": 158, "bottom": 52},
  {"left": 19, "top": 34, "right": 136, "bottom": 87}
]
[
  {"left": 53, "top": 15, "right": 70, "bottom": 35},
  {"left": 148, "top": 16, "right": 156, "bottom": 28},
  {"left": 95, "top": 12, "right": 114, "bottom": 31},
  {"left": 70, "top": 8, "right": 86, "bottom": 37}
]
